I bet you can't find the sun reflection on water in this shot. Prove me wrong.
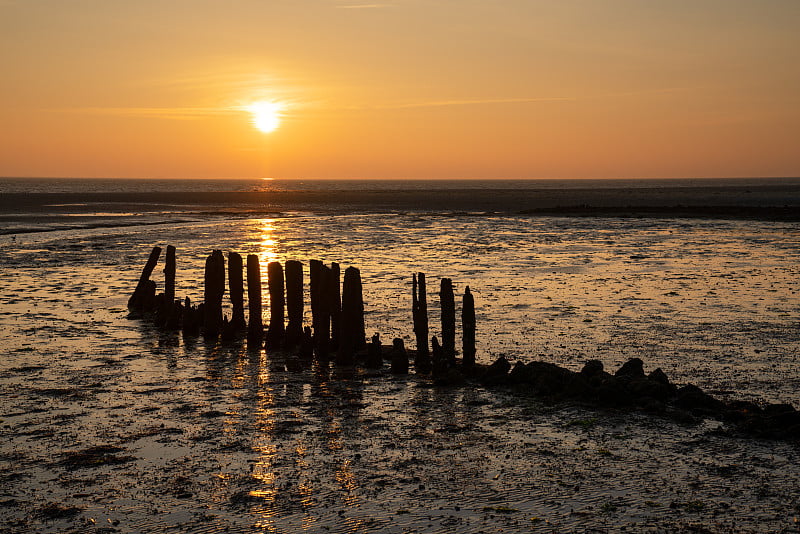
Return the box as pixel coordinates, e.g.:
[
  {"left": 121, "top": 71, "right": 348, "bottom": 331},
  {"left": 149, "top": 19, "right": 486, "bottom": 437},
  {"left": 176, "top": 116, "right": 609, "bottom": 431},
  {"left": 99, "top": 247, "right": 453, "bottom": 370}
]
[
  {"left": 257, "top": 218, "right": 280, "bottom": 266},
  {"left": 335, "top": 458, "right": 359, "bottom": 507}
]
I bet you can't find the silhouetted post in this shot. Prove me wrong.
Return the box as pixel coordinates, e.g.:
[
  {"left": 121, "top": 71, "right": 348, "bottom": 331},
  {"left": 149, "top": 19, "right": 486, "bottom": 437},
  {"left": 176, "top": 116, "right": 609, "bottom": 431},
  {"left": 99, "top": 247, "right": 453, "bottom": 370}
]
[
  {"left": 128, "top": 246, "right": 162, "bottom": 311},
  {"left": 228, "top": 252, "right": 246, "bottom": 331},
  {"left": 413, "top": 272, "right": 431, "bottom": 373},
  {"left": 338, "top": 266, "right": 365, "bottom": 364},
  {"left": 462, "top": 286, "right": 476, "bottom": 368},
  {"left": 365, "top": 333, "right": 382, "bottom": 368},
  {"left": 182, "top": 296, "right": 200, "bottom": 336},
  {"left": 246, "top": 254, "right": 263, "bottom": 342},
  {"left": 265, "top": 261, "right": 285, "bottom": 349},
  {"left": 440, "top": 277, "right": 456, "bottom": 364},
  {"left": 203, "top": 250, "right": 226, "bottom": 337},
  {"left": 164, "top": 245, "right": 176, "bottom": 312},
  {"left": 329, "top": 262, "right": 341, "bottom": 351},
  {"left": 284, "top": 260, "right": 304, "bottom": 348},
  {"left": 390, "top": 338, "right": 409, "bottom": 374},
  {"left": 354, "top": 268, "right": 366, "bottom": 350},
  {"left": 431, "top": 336, "right": 447, "bottom": 376},
  {"left": 317, "top": 264, "right": 332, "bottom": 359},
  {"left": 299, "top": 326, "right": 314, "bottom": 360},
  {"left": 309, "top": 259, "right": 323, "bottom": 351},
  {"left": 154, "top": 244, "right": 177, "bottom": 328}
]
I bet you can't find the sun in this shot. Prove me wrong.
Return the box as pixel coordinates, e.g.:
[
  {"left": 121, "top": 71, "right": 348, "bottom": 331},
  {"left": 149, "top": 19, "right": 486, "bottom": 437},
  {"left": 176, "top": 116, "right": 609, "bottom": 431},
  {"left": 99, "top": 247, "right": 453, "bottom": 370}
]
[{"left": 247, "top": 101, "right": 283, "bottom": 133}]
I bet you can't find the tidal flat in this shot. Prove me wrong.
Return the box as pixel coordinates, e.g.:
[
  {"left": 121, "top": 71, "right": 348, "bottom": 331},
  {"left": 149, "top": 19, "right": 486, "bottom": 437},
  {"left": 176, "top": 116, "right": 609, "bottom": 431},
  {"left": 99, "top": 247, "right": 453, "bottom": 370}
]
[{"left": 1, "top": 211, "right": 799, "bottom": 533}]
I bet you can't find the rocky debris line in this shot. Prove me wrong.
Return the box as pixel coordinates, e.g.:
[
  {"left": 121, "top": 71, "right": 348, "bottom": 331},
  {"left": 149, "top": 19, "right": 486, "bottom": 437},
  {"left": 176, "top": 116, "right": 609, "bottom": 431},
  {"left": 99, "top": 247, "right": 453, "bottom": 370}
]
[{"left": 475, "top": 356, "right": 800, "bottom": 441}]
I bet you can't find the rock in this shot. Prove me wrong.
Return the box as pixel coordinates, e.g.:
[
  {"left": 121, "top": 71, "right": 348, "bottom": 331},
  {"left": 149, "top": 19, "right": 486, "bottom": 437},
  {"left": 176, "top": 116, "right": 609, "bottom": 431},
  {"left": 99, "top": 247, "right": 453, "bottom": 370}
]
[
  {"left": 648, "top": 368, "right": 671, "bottom": 387},
  {"left": 580, "top": 360, "right": 604, "bottom": 378},
  {"left": 596, "top": 378, "right": 635, "bottom": 406},
  {"left": 627, "top": 377, "right": 673, "bottom": 402},
  {"left": 563, "top": 374, "right": 594, "bottom": 400},
  {"left": 525, "top": 361, "right": 575, "bottom": 397},
  {"left": 724, "top": 400, "right": 762, "bottom": 422},
  {"left": 481, "top": 356, "right": 511, "bottom": 385},
  {"left": 285, "top": 356, "right": 303, "bottom": 372},
  {"left": 509, "top": 361, "right": 534, "bottom": 384},
  {"left": 675, "top": 384, "right": 725, "bottom": 415},
  {"left": 763, "top": 403, "right": 796, "bottom": 416},
  {"left": 615, "top": 358, "right": 645, "bottom": 379}
]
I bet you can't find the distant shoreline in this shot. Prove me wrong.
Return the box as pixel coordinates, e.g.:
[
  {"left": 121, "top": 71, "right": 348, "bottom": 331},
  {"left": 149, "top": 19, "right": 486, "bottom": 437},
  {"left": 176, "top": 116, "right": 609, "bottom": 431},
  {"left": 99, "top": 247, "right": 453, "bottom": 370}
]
[
  {"left": 2, "top": 183, "right": 799, "bottom": 210},
  {"left": 1, "top": 180, "right": 798, "bottom": 236}
]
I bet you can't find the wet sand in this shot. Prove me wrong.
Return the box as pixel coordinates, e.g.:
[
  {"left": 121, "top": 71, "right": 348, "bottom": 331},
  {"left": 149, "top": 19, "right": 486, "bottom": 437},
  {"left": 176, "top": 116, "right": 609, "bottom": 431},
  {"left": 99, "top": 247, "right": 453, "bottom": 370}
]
[{"left": 1, "top": 203, "right": 799, "bottom": 532}]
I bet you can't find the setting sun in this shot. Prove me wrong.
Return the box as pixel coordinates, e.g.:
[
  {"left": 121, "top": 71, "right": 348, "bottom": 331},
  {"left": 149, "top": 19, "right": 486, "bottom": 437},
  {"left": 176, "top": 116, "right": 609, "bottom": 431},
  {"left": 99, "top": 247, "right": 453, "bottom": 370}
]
[{"left": 247, "top": 101, "right": 283, "bottom": 134}]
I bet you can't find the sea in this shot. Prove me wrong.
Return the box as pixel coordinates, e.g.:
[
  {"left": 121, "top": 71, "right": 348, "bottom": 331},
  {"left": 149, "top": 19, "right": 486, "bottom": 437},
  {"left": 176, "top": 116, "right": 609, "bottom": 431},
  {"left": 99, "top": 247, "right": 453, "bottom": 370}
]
[{"left": 1, "top": 177, "right": 799, "bottom": 532}]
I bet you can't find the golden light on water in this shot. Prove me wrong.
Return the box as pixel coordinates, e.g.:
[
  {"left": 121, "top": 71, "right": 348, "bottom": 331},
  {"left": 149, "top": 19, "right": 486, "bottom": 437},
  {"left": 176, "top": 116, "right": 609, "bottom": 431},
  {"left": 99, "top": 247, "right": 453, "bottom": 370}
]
[
  {"left": 258, "top": 219, "right": 280, "bottom": 266},
  {"left": 247, "top": 101, "right": 284, "bottom": 134}
]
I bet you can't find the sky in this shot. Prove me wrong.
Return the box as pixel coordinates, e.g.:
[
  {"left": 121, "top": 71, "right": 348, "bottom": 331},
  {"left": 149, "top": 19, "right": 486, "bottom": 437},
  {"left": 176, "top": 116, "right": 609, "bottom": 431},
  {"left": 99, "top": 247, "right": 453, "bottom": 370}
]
[{"left": 1, "top": 0, "right": 799, "bottom": 180}]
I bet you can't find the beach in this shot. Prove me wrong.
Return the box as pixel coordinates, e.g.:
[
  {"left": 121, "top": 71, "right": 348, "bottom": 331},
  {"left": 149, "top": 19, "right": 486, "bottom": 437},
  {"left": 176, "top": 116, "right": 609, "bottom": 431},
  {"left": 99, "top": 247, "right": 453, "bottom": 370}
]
[{"left": 1, "top": 178, "right": 799, "bottom": 532}]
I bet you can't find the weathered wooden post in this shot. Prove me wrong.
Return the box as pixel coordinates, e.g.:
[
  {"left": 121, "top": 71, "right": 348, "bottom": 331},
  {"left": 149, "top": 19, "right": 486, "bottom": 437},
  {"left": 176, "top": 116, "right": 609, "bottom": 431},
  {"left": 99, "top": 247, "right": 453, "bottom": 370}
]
[
  {"left": 329, "top": 262, "right": 341, "bottom": 351},
  {"left": 317, "top": 264, "right": 332, "bottom": 359},
  {"left": 431, "top": 335, "right": 447, "bottom": 376},
  {"left": 413, "top": 272, "right": 431, "bottom": 373},
  {"left": 156, "top": 244, "right": 177, "bottom": 328},
  {"left": 246, "top": 254, "right": 263, "bottom": 342},
  {"left": 309, "top": 259, "right": 323, "bottom": 352},
  {"left": 265, "top": 261, "right": 285, "bottom": 349},
  {"left": 182, "top": 296, "right": 200, "bottom": 336},
  {"left": 128, "top": 246, "right": 162, "bottom": 311},
  {"left": 390, "top": 338, "right": 409, "bottom": 374},
  {"left": 299, "top": 326, "right": 314, "bottom": 360},
  {"left": 338, "top": 266, "right": 365, "bottom": 364},
  {"left": 365, "top": 333, "right": 382, "bottom": 368},
  {"left": 203, "top": 250, "right": 226, "bottom": 337},
  {"left": 462, "top": 286, "right": 476, "bottom": 368},
  {"left": 284, "top": 260, "right": 304, "bottom": 348},
  {"left": 354, "top": 268, "right": 366, "bottom": 351},
  {"left": 228, "top": 252, "right": 246, "bottom": 331},
  {"left": 440, "top": 277, "right": 456, "bottom": 364},
  {"left": 164, "top": 245, "right": 176, "bottom": 311}
]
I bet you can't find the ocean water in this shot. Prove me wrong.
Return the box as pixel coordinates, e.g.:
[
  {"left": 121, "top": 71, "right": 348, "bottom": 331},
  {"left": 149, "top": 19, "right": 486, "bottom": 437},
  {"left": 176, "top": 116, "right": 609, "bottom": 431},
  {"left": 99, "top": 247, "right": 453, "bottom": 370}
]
[{"left": 1, "top": 178, "right": 799, "bottom": 532}]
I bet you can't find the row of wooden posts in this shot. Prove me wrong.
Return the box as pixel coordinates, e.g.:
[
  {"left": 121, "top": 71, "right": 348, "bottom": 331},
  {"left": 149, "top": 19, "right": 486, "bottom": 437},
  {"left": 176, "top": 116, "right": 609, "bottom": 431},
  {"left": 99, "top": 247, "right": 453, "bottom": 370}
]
[{"left": 128, "top": 246, "right": 477, "bottom": 370}]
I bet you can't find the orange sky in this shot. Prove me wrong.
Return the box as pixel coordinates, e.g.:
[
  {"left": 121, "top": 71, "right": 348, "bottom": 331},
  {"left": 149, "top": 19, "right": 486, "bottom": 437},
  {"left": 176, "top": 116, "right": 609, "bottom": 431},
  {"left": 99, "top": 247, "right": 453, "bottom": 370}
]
[{"left": 1, "top": 1, "right": 798, "bottom": 180}]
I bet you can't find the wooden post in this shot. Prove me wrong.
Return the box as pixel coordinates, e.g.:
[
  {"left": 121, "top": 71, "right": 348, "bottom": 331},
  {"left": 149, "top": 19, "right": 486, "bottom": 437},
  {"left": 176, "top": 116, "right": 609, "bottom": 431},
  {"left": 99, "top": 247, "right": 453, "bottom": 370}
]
[
  {"left": 284, "top": 260, "right": 304, "bottom": 348},
  {"left": 128, "top": 246, "right": 162, "bottom": 311},
  {"left": 203, "top": 250, "right": 225, "bottom": 337},
  {"left": 246, "top": 254, "right": 263, "bottom": 342},
  {"left": 338, "top": 266, "right": 365, "bottom": 364},
  {"left": 431, "top": 335, "right": 446, "bottom": 376},
  {"left": 164, "top": 245, "right": 176, "bottom": 313},
  {"left": 440, "top": 277, "right": 456, "bottom": 364},
  {"left": 316, "top": 264, "right": 332, "bottom": 359},
  {"left": 309, "top": 259, "right": 323, "bottom": 351},
  {"left": 390, "top": 338, "right": 409, "bottom": 374},
  {"left": 299, "top": 326, "right": 314, "bottom": 360},
  {"left": 413, "top": 272, "right": 431, "bottom": 373},
  {"left": 182, "top": 297, "right": 200, "bottom": 336},
  {"left": 265, "top": 261, "right": 285, "bottom": 349},
  {"left": 329, "top": 262, "right": 341, "bottom": 351},
  {"left": 354, "top": 268, "right": 366, "bottom": 351},
  {"left": 228, "top": 252, "right": 246, "bottom": 331},
  {"left": 462, "top": 286, "right": 476, "bottom": 368},
  {"left": 155, "top": 244, "right": 177, "bottom": 328},
  {"left": 365, "top": 333, "right": 382, "bottom": 368}
]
